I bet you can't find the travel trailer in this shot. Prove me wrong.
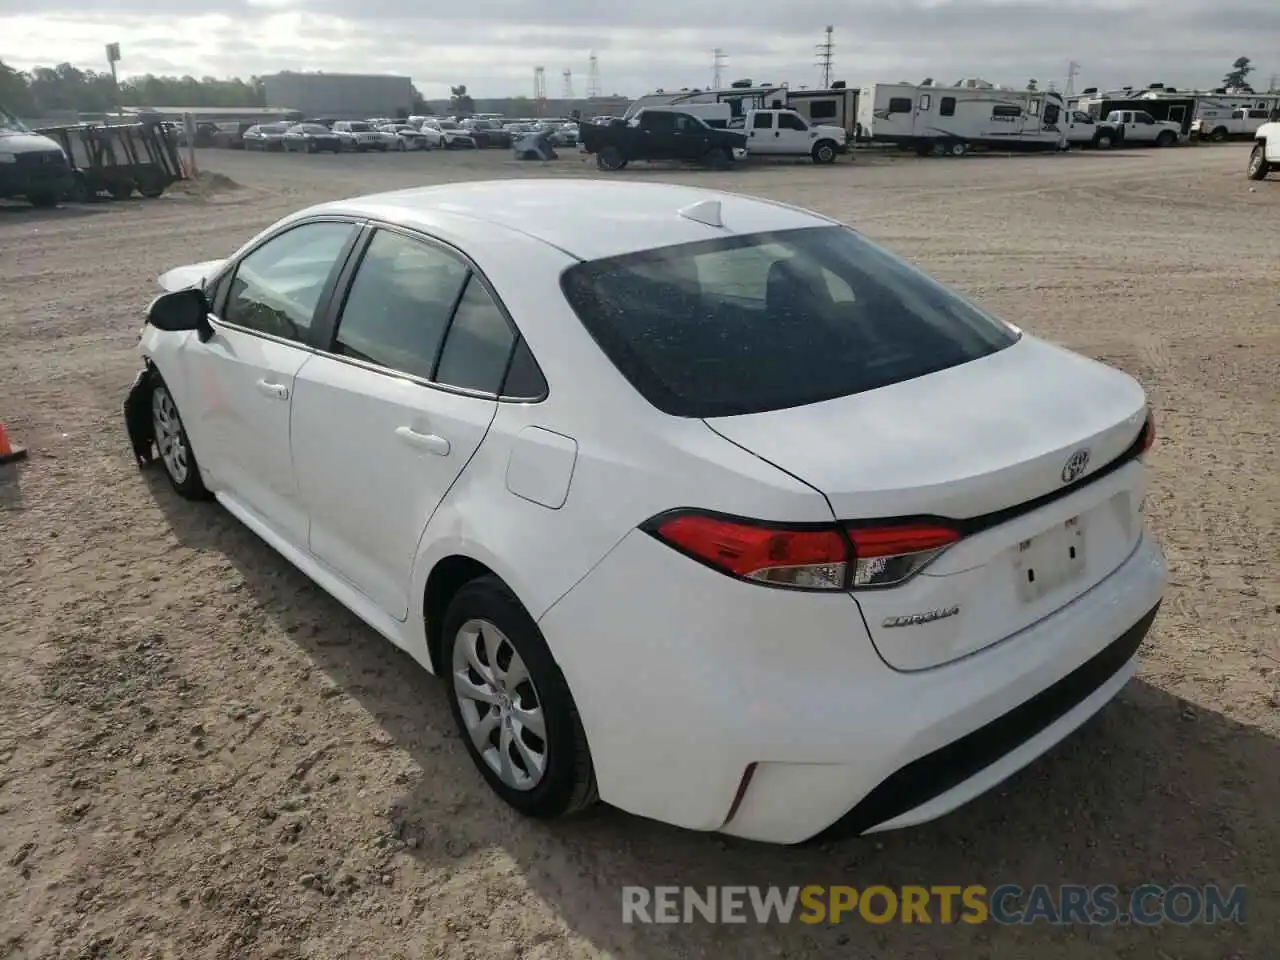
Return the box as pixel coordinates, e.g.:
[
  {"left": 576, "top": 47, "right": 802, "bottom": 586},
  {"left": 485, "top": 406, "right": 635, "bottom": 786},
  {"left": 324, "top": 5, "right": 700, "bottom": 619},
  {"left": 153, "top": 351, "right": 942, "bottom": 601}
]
[{"left": 857, "top": 78, "right": 1068, "bottom": 154}]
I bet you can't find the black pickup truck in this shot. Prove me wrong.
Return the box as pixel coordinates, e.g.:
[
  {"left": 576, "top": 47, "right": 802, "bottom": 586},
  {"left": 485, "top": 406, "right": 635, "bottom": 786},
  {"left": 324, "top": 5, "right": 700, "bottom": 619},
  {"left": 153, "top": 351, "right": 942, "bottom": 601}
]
[
  {"left": 0, "top": 104, "right": 74, "bottom": 208},
  {"left": 579, "top": 108, "right": 748, "bottom": 171}
]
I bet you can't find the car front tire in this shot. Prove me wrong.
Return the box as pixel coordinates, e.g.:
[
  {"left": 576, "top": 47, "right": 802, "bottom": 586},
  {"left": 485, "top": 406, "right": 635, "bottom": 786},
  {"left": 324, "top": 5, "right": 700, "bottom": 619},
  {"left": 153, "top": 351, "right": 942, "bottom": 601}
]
[
  {"left": 151, "top": 376, "right": 211, "bottom": 500},
  {"left": 1248, "top": 143, "right": 1271, "bottom": 180},
  {"left": 442, "top": 575, "right": 598, "bottom": 819}
]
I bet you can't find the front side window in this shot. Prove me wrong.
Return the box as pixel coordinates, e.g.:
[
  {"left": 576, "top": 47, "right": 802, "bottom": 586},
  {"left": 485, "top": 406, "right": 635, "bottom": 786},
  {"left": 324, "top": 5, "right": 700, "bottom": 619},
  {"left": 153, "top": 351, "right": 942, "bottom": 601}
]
[
  {"left": 560, "top": 226, "right": 1019, "bottom": 418},
  {"left": 778, "top": 112, "right": 808, "bottom": 131},
  {"left": 222, "top": 221, "right": 357, "bottom": 343},
  {"left": 333, "top": 230, "right": 469, "bottom": 380}
]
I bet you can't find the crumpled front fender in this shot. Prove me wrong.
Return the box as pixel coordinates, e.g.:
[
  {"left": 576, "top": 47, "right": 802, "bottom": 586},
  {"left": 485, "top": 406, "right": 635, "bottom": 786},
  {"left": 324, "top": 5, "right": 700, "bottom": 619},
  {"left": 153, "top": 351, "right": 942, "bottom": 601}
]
[{"left": 124, "top": 365, "right": 158, "bottom": 467}]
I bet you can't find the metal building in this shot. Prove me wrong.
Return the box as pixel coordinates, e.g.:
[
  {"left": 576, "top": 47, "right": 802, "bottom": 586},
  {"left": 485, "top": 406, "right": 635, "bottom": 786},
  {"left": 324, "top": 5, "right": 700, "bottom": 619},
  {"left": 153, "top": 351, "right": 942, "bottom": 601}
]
[{"left": 261, "top": 72, "right": 414, "bottom": 119}]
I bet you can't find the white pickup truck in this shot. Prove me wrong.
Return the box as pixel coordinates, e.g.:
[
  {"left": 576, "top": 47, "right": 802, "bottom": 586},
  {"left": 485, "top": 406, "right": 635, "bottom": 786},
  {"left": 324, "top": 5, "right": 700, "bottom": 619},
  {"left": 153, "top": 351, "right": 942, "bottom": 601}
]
[
  {"left": 727, "top": 108, "right": 849, "bottom": 163},
  {"left": 1193, "top": 107, "right": 1273, "bottom": 142},
  {"left": 1248, "top": 120, "right": 1278, "bottom": 180},
  {"left": 1066, "top": 109, "right": 1184, "bottom": 149}
]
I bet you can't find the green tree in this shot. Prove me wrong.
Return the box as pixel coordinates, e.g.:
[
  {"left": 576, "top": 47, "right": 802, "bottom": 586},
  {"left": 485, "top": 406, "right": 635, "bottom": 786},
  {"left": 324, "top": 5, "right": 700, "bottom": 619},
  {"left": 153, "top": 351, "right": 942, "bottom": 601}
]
[
  {"left": 1223, "top": 57, "right": 1253, "bottom": 88},
  {"left": 449, "top": 84, "right": 475, "bottom": 117},
  {"left": 0, "top": 59, "right": 36, "bottom": 114},
  {"left": 410, "top": 85, "right": 431, "bottom": 115}
]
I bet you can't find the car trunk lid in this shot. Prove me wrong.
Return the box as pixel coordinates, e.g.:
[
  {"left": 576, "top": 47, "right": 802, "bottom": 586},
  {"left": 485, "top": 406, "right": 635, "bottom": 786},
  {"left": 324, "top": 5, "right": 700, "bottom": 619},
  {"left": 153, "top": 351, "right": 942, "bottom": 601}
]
[{"left": 704, "top": 335, "right": 1151, "bottom": 670}]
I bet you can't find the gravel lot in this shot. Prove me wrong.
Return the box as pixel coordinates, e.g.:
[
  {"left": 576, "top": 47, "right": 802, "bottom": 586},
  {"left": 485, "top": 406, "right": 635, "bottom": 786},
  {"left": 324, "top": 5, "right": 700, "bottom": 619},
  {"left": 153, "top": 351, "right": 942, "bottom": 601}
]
[{"left": 1, "top": 144, "right": 1276, "bottom": 960}]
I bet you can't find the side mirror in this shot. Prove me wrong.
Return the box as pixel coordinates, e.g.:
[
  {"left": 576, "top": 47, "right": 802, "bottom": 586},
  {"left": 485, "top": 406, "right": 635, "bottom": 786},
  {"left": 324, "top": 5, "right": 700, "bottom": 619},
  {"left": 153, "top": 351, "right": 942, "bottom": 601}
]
[{"left": 147, "top": 288, "right": 213, "bottom": 342}]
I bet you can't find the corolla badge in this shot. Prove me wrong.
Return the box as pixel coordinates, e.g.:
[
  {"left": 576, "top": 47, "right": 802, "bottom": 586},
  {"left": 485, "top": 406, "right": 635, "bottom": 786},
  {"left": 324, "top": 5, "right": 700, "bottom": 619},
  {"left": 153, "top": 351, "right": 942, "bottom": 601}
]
[
  {"left": 1061, "top": 448, "right": 1091, "bottom": 484},
  {"left": 882, "top": 606, "right": 960, "bottom": 629}
]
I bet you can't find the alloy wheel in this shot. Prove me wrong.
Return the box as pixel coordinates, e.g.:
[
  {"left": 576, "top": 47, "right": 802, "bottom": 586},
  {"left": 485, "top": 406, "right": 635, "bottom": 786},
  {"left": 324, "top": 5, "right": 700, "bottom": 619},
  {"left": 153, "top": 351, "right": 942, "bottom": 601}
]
[
  {"left": 452, "top": 618, "right": 547, "bottom": 791},
  {"left": 151, "top": 386, "right": 189, "bottom": 485}
]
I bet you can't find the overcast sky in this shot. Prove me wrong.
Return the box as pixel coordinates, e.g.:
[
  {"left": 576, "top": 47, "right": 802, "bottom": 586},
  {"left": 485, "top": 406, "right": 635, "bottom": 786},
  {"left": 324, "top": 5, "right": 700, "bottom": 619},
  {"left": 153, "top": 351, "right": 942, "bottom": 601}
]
[{"left": 2, "top": 1, "right": 1277, "bottom": 100}]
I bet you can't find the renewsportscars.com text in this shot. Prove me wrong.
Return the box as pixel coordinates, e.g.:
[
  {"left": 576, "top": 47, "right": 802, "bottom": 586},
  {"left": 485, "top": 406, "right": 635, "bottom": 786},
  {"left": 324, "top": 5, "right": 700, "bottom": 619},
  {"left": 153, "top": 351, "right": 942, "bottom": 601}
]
[{"left": 622, "top": 884, "right": 1247, "bottom": 926}]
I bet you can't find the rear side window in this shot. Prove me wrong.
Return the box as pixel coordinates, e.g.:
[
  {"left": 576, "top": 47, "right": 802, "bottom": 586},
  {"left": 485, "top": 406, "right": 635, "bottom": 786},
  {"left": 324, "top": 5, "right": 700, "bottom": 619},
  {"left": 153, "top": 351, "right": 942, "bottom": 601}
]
[
  {"left": 940, "top": 97, "right": 956, "bottom": 117},
  {"left": 888, "top": 98, "right": 913, "bottom": 114},
  {"left": 434, "top": 275, "right": 516, "bottom": 393},
  {"left": 559, "top": 226, "right": 1019, "bottom": 418}
]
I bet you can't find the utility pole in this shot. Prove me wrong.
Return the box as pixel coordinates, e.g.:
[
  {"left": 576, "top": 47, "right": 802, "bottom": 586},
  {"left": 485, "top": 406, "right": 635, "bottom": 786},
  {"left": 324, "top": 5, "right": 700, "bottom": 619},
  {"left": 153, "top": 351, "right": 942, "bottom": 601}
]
[
  {"left": 1066, "top": 60, "right": 1080, "bottom": 98},
  {"left": 562, "top": 69, "right": 574, "bottom": 99},
  {"left": 815, "top": 26, "right": 835, "bottom": 89}
]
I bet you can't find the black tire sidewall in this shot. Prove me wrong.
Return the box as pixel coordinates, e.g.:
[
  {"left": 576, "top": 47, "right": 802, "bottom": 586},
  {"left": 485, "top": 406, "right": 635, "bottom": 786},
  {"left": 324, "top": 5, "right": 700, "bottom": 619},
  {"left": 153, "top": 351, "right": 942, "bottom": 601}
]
[
  {"left": 441, "top": 576, "right": 593, "bottom": 818},
  {"left": 1248, "top": 145, "right": 1269, "bottom": 180}
]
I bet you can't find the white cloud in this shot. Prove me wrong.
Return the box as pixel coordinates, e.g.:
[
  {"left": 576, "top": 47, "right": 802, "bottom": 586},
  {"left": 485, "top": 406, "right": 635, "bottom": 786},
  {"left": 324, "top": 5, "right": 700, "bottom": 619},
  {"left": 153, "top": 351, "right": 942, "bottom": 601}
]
[{"left": 1, "top": 2, "right": 1276, "bottom": 100}]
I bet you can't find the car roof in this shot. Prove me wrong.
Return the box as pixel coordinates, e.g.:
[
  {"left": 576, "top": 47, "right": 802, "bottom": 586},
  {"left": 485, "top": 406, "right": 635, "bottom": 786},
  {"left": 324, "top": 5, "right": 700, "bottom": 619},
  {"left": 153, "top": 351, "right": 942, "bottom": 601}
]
[{"left": 308, "top": 179, "right": 838, "bottom": 261}]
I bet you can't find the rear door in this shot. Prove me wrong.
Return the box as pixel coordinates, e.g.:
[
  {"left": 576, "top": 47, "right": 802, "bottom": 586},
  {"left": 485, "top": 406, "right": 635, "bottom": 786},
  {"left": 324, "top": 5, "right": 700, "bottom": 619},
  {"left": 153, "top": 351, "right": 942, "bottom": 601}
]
[{"left": 289, "top": 225, "right": 514, "bottom": 620}]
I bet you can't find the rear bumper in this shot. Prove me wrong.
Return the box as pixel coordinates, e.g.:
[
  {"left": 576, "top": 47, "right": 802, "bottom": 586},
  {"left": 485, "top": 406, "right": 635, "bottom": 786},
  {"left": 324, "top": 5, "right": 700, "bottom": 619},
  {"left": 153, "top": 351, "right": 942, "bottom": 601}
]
[{"left": 539, "top": 526, "right": 1166, "bottom": 844}]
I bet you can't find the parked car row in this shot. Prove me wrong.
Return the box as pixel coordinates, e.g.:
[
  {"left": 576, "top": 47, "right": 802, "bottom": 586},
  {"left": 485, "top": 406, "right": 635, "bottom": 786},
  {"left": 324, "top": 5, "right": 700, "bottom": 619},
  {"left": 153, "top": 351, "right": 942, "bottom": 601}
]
[{"left": 209, "top": 115, "right": 587, "bottom": 155}]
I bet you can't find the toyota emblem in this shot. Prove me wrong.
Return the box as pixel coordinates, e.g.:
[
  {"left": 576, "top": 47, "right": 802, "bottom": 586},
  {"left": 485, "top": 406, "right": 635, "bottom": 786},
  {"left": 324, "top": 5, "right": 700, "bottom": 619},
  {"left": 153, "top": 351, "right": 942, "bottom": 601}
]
[{"left": 1061, "top": 448, "right": 1090, "bottom": 484}]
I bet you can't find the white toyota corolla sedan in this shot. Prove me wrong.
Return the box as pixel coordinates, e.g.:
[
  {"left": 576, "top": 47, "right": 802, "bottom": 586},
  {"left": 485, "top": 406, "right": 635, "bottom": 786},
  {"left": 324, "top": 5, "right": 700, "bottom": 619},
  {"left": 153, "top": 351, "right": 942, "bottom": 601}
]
[{"left": 123, "top": 179, "right": 1166, "bottom": 845}]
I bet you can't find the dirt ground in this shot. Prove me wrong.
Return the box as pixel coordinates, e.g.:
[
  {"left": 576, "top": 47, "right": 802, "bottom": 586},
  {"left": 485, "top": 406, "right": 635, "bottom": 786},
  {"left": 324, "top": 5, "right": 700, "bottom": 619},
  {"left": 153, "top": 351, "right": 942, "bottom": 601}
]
[{"left": 1, "top": 143, "right": 1277, "bottom": 960}]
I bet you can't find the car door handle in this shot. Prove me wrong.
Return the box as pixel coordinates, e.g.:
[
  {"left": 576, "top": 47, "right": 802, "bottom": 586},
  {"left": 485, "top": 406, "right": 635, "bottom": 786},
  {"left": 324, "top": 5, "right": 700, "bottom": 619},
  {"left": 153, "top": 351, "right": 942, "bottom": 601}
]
[
  {"left": 394, "top": 426, "right": 450, "bottom": 456},
  {"left": 255, "top": 379, "right": 289, "bottom": 400}
]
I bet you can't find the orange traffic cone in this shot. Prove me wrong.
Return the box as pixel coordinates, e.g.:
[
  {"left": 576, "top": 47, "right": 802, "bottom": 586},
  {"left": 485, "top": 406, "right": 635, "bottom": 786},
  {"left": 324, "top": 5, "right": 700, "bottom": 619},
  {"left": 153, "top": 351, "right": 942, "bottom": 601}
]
[{"left": 0, "top": 423, "right": 28, "bottom": 465}]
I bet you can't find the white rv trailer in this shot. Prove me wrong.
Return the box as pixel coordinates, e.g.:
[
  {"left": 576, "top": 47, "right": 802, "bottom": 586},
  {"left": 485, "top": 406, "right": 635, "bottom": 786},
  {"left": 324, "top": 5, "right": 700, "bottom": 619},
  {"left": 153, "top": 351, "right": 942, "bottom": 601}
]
[
  {"left": 857, "top": 79, "right": 1067, "bottom": 154},
  {"left": 625, "top": 86, "right": 789, "bottom": 120}
]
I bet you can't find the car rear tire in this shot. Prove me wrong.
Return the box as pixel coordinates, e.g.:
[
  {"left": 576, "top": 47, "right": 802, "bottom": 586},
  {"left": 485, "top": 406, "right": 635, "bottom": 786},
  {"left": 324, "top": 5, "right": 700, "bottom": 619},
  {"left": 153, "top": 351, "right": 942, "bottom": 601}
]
[
  {"left": 1210, "top": 127, "right": 1228, "bottom": 142},
  {"left": 442, "top": 575, "right": 598, "bottom": 819},
  {"left": 1094, "top": 132, "right": 1113, "bottom": 150},
  {"left": 1248, "top": 143, "right": 1271, "bottom": 181},
  {"left": 150, "top": 376, "right": 211, "bottom": 500},
  {"left": 28, "top": 190, "right": 59, "bottom": 209}
]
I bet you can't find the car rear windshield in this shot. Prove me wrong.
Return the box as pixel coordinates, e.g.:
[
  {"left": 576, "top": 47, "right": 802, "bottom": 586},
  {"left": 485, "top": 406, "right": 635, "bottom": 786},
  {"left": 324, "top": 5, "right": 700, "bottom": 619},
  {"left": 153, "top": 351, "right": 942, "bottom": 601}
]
[{"left": 559, "top": 225, "right": 1020, "bottom": 418}]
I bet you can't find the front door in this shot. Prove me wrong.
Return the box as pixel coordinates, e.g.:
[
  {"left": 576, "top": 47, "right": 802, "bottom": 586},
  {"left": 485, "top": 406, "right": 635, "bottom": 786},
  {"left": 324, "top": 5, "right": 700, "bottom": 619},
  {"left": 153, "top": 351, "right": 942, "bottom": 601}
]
[
  {"left": 191, "top": 219, "right": 361, "bottom": 547},
  {"left": 290, "top": 227, "right": 511, "bottom": 620},
  {"left": 747, "top": 111, "right": 779, "bottom": 153}
]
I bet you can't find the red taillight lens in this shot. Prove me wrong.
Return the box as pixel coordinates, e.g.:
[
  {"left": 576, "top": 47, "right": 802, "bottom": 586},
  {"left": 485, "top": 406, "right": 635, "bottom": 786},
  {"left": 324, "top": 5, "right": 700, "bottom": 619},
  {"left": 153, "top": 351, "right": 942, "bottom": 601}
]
[
  {"left": 1139, "top": 408, "right": 1156, "bottom": 454},
  {"left": 645, "top": 512, "right": 963, "bottom": 591},
  {"left": 648, "top": 513, "right": 848, "bottom": 590},
  {"left": 847, "top": 523, "right": 961, "bottom": 587}
]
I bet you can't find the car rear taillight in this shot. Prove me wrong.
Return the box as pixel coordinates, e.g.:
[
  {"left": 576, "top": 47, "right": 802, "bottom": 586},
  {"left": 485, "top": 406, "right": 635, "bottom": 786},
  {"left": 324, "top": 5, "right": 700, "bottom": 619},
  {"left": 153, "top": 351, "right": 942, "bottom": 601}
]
[
  {"left": 642, "top": 511, "right": 961, "bottom": 591},
  {"left": 845, "top": 523, "right": 961, "bottom": 588},
  {"left": 647, "top": 513, "right": 848, "bottom": 589}
]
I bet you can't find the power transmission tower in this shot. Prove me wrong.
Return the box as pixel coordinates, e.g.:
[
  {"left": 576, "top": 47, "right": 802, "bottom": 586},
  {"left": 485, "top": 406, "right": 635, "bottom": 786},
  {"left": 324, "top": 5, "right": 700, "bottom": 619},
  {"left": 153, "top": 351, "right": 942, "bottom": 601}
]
[
  {"left": 533, "top": 66, "right": 547, "bottom": 115},
  {"left": 1066, "top": 60, "right": 1080, "bottom": 98},
  {"left": 1269, "top": 72, "right": 1279, "bottom": 93},
  {"left": 713, "top": 48, "right": 727, "bottom": 88},
  {"left": 562, "top": 69, "right": 574, "bottom": 99},
  {"left": 587, "top": 52, "right": 601, "bottom": 98},
  {"left": 815, "top": 25, "right": 834, "bottom": 89}
]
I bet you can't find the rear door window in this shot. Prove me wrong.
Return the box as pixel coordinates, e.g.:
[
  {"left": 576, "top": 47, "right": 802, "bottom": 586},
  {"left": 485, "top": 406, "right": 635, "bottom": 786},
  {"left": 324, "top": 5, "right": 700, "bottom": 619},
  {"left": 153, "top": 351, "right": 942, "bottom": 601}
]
[
  {"left": 332, "top": 230, "right": 469, "bottom": 380},
  {"left": 559, "top": 226, "right": 1019, "bottom": 418}
]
